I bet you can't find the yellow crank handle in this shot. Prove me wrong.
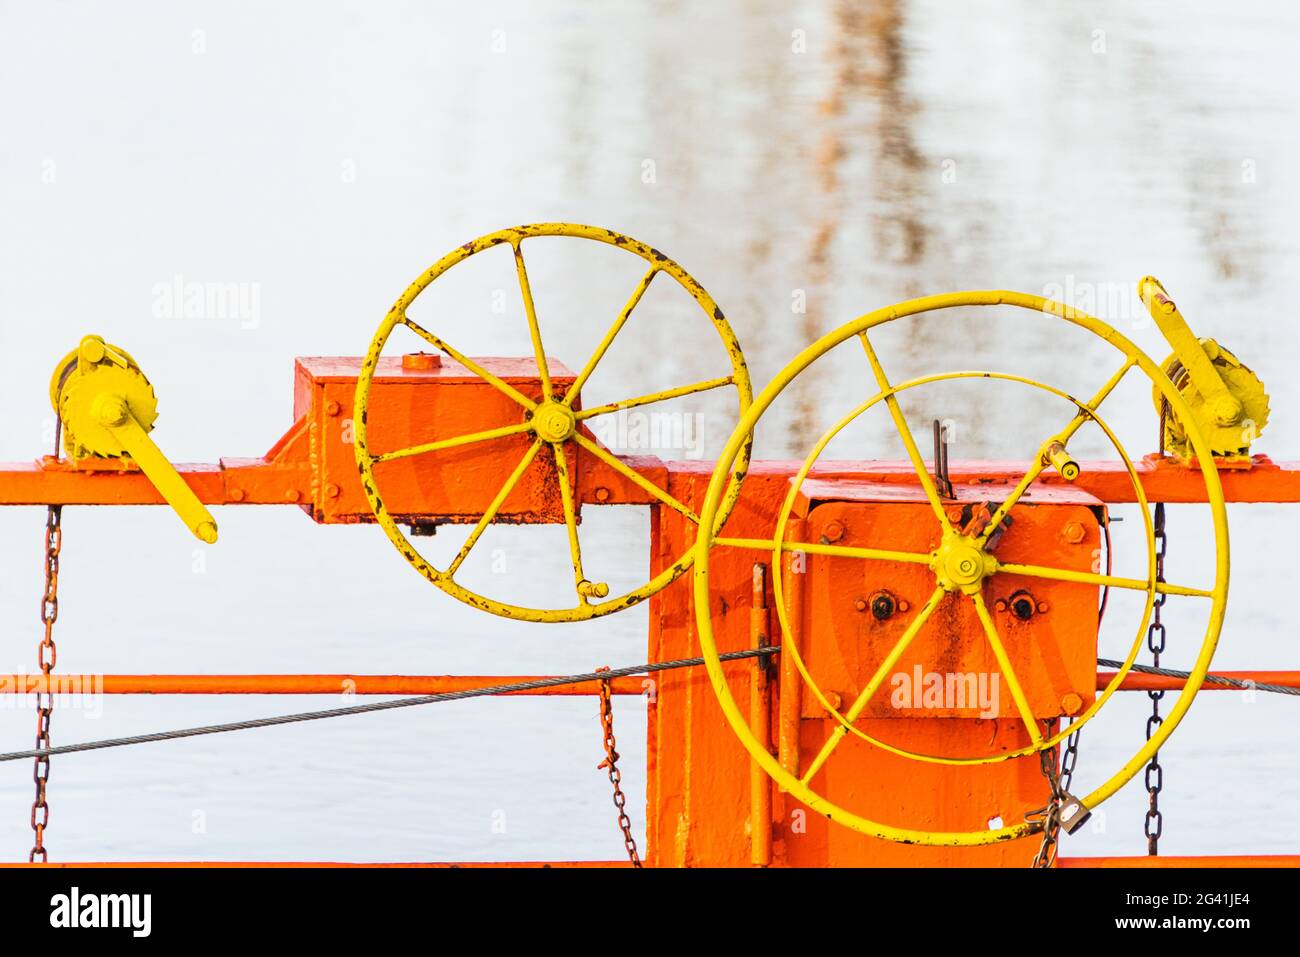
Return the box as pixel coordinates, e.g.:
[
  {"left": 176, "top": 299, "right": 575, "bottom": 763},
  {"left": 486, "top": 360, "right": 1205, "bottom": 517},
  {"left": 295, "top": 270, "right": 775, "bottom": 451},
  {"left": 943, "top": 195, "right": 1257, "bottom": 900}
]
[
  {"left": 1138, "top": 276, "right": 1242, "bottom": 426},
  {"left": 91, "top": 393, "right": 219, "bottom": 543}
]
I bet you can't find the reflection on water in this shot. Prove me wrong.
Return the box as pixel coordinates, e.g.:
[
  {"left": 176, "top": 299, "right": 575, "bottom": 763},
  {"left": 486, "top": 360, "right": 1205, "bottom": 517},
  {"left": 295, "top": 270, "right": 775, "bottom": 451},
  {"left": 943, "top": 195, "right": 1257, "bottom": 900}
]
[
  {"left": 1, "top": 0, "right": 1298, "bottom": 860},
  {"left": 788, "top": 0, "right": 929, "bottom": 448}
]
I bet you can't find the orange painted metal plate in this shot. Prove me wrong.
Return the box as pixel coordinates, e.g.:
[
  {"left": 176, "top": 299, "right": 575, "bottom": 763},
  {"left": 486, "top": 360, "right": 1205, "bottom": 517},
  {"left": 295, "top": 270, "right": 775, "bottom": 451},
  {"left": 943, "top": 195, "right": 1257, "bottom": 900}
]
[
  {"left": 794, "top": 482, "right": 1100, "bottom": 722},
  {"left": 294, "top": 356, "right": 576, "bottom": 525}
]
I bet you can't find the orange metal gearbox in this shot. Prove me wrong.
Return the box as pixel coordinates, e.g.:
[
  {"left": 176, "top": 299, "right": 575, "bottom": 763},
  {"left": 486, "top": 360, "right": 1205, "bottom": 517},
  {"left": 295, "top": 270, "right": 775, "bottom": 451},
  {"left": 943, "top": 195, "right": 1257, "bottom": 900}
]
[
  {"left": 292, "top": 356, "right": 577, "bottom": 525},
  {"left": 645, "top": 468, "right": 1104, "bottom": 867},
  {"left": 792, "top": 480, "right": 1101, "bottom": 724}
]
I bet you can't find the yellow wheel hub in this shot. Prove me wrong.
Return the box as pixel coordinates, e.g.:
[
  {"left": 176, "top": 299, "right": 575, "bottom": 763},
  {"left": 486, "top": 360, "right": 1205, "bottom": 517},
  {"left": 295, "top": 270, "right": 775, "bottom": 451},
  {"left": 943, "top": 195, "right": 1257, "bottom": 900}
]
[
  {"left": 531, "top": 401, "right": 576, "bottom": 443},
  {"left": 933, "top": 535, "right": 996, "bottom": 592}
]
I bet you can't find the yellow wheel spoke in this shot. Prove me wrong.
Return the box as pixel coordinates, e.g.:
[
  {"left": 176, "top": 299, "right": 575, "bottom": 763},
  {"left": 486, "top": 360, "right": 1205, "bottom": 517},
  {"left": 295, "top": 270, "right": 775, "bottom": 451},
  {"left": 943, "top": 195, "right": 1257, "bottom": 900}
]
[
  {"left": 858, "top": 333, "right": 954, "bottom": 535},
  {"left": 402, "top": 315, "right": 538, "bottom": 411},
  {"left": 978, "top": 358, "right": 1136, "bottom": 545},
  {"left": 565, "top": 266, "right": 658, "bottom": 403},
  {"left": 446, "top": 439, "right": 544, "bottom": 578},
  {"left": 787, "top": 540, "right": 932, "bottom": 565},
  {"left": 800, "top": 586, "right": 947, "bottom": 784},
  {"left": 573, "top": 375, "right": 735, "bottom": 421},
  {"left": 511, "top": 241, "right": 551, "bottom": 397},
  {"left": 572, "top": 432, "right": 700, "bottom": 524},
  {"left": 970, "top": 591, "right": 1043, "bottom": 746},
  {"left": 714, "top": 536, "right": 933, "bottom": 565},
  {"left": 997, "top": 561, "right": 1212, "bottom": 599},
  {"left": 551, "top": 442, "right": 589, "bottom": 598},
  {"left": 373, "top": 421, "right": 533, "bottom": 464}
]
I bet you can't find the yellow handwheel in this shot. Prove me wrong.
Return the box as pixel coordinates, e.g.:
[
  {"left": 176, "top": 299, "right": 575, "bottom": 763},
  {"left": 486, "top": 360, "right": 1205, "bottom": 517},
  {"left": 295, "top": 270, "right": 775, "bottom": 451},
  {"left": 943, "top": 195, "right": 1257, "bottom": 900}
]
[
  {"left": 355, "top": 223, "right": 752, "bottom": 622},
  {"left": 693, "top": 291, "right": 1229, "bottom": 846}
]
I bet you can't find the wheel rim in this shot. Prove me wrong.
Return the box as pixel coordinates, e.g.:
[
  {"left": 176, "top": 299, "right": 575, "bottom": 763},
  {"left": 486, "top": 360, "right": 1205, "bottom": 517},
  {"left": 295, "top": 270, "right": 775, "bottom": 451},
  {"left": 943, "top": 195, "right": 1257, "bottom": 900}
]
[
  {"left": 355, "top": 223, "right": 753, "bottom": 622},
  {"left": 692, "top": 291, "right": 1229, "bottom": 846}
]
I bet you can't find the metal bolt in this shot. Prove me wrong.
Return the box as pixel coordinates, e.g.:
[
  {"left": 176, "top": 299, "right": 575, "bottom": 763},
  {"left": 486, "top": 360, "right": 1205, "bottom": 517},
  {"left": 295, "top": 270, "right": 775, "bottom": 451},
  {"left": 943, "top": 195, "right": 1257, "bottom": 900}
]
[
  {"left": 285, "top": 489, "right": 300, "bottom": 503},
  {"left": 229, "top": 488, "right": 245, "bottom": 502},
  {"left": 1063, "top": 521, "right": 1086, "bottom": 544},
  {"left": 994, "top": 598, "right": 1008, "bottom": 612},
  {"left": 325, "top": 400, "right": 342, "bottom": 416},
  {"left": 325, "top": 483, "right": 341, "bottom": 498},
  {"left": 854, "top": 598, "right": 868, "bottom": 612},
  {"left": 1037, "top": 600, "right": 1050, "bottom": 614},
  {"left": 1061, "top": 692, "right": 1083, "bottom": 715},
  {"left": 823, "top": 520, "right": 845, "bottom": 543},
  {"left": 402, "top": 352, "right": 441, "bottom": 372},
  {"left": 825, "top": 691, "right": 843, "bottom": 711},
  {"left": 869, "top": 592, "right": 897, "bottom": 621},
  {"left": 595, "top": 487, "right": 611, "bottom": 503}
]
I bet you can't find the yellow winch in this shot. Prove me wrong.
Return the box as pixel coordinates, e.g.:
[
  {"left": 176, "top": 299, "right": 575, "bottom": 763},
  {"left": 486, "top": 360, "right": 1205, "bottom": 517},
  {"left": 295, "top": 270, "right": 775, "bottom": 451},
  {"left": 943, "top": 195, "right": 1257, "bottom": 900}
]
[
  {"left": 50, "top": 335, "right": 218, "bottom": 543},
  {"left": 1140, "top": 276, "right": 1270, "bottom": 462}
]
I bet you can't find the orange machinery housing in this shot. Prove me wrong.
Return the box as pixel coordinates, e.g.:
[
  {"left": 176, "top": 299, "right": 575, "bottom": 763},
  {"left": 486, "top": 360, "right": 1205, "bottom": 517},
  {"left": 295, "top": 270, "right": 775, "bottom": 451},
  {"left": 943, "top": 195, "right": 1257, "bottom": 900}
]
[{"left": 4, "top": 354, "right": 1300, "bottom": 867}]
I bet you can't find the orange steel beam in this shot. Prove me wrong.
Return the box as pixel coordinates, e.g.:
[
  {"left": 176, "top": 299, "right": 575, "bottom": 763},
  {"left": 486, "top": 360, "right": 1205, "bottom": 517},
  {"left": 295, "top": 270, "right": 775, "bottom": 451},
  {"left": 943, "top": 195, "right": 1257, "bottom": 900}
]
[
  {"left": 749, "top": 563, "right": 773, "bottom": 867},
  {"left": 0, "top": 674, "right": 646, "bottom": 695},
  {"left": 1, "top": 861, "right": 631, "bottom": 869},
  {"left": 1060, "top": 855, "right": 1300, "bottom": 868},
  {"left": 2, "top": 451, "right": 1300, "bottom": 507},
  {"left": 6, "top": 671, "right": 1296, "bottom": 697},
  {"left": 1097, "top": 670, "right": 1300, "bottom": 691},
  {"left": 7, "top": 671, "right": 1297, "bottom": 696}
]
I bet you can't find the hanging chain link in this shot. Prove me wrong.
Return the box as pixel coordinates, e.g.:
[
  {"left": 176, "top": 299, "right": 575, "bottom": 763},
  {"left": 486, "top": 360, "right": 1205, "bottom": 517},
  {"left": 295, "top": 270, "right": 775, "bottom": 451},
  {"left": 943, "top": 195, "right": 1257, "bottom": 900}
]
[
  {"left": 1143, "top": 501, "right": 1167, "bottom": 855},
  {"left": 30, "top": 502, "right": 63, "bottom": 863},
  {"left": 1030, "top": 736, "right": 1064, "bottom": 869},
  {"left": 594, "top": 666, "right": 641, "bottom": 868}
]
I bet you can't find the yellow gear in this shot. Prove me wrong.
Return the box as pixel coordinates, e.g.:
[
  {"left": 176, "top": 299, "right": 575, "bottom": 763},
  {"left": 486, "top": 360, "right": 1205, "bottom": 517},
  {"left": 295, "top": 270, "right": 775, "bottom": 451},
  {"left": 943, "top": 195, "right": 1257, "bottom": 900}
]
[{"left": 1153, "top": 338, "right": 1269, "bottom": 460}]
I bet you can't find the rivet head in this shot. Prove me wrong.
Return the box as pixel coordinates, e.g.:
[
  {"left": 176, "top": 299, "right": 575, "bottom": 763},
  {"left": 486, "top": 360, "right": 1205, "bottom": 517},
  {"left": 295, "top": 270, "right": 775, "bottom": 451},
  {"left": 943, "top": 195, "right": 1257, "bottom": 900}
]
[
  {"left": 594, "top": 487, "right": 610, "bottom": 503},
  {"left": 325, "top": 483, "right": 341, "bottom": 498},
  {"left": 229, "top": 488, "right": 245, "bottom": 502},
  {"left": 285, "top": 489, "right": 300, "bottom": 503}
]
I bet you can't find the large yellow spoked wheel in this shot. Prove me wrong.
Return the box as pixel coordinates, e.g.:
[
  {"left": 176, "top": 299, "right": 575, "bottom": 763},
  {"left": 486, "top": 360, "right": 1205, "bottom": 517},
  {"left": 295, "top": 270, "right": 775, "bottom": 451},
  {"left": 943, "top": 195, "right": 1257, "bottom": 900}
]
[
  {"left": 356, "top": 223, "right": 752, "bottom": 622},
  {"left": 693, "top": 291, "right": 1229, "bottom": 846}
]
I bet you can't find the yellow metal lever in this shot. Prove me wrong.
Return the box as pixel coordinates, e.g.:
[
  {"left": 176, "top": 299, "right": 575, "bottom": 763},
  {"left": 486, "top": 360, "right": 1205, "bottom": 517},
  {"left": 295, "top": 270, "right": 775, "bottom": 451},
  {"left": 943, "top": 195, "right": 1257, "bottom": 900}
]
[
  {"left": 1138, "top": 276, "right": 1242, "bottom": 426},
  {"left": 51, "top": 335, "right": 218, "bottom": 543}
]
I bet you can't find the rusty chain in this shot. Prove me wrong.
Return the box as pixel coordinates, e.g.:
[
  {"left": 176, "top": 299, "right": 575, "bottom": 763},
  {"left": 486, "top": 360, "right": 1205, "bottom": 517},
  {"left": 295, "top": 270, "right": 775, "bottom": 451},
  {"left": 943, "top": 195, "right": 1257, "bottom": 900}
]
[
  {"left": 30, "top": 502, "right": 62, "bottom": 863},
  {"left": 595, "top": 666, "right": 641, "bottom": 868},
  {"left": 1029, "top": 739, "right": 1063, "bottom": 868}
]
